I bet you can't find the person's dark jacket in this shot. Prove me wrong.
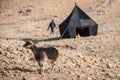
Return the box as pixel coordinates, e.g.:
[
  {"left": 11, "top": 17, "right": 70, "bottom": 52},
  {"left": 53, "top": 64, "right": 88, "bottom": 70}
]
[{"left": 48, "top": 21, "right": 56, "bottom": 32}]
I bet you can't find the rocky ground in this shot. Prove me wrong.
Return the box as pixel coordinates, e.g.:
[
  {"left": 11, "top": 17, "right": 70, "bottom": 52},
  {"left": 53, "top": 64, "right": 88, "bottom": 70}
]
[{"left": 0, "top": 0, "right": 120, "bottom": 80}]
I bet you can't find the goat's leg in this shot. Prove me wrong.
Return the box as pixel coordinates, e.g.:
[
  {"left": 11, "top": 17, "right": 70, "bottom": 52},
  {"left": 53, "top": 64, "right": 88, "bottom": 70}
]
[
  {"left": 50, "top": 61, "right": 61, "bottom": 73},
  {"left": 50, "top": 61, "right": 55, "bottom": 72},
  {"left": 37, "top": 61, "right": 44, "bottom": 74}
]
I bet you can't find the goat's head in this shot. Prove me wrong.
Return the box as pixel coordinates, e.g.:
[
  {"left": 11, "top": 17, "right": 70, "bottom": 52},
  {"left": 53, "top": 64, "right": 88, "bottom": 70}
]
[{"left": 23, "top": 40, "right": 34, "bottom": 49}]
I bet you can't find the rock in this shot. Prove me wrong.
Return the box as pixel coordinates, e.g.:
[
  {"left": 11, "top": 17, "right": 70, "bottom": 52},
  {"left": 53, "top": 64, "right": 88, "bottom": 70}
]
[
  {"left": 105, "top": 72, "right": 115, "bottom": 78},
  {"left": 0, "top": 70, "right": 7, "bottom": 76},
  {"left": 0, "top": 49, "right": 4, "bottom": 55},
  {"left": 107, "top": 63, "right": 114, "bottom": 68},
  {"left": 0, "top": 51, "right": 2, "bottom": 54},
  {"left": 117, "top": 74, "right": 120, "bottom": 80},
  {"left": 82, "top": 57, "right": 88, "bottom": 62},
  {"left": 87, "top": 77, "right": 92, "bottom": 80},
  {"left": 77, "top": 75, "right": 80, "bottom": 80},
  {"left": 22, "top": 77, "right": 33, "bottom": 80}
]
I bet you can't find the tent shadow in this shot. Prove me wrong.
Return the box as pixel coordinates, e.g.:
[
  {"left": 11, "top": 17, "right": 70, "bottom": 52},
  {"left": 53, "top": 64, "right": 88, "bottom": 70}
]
[
  {"left": 23, "top": 37, "right": 60, "bottom": 44},
  {"left": 0, "top": 37, "right": 60, "bottom": 44}
]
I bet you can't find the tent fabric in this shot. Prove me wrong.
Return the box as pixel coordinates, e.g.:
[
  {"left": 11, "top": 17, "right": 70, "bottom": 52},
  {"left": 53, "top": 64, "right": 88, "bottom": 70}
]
[{"left": 59, "top": 5, "right": 98, "bottom": 39}]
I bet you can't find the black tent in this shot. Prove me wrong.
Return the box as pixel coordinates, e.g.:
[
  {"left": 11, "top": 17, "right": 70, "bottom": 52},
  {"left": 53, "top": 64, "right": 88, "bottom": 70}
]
[{"left": 59, "top": 4, "right": 98, "bottom": 39}]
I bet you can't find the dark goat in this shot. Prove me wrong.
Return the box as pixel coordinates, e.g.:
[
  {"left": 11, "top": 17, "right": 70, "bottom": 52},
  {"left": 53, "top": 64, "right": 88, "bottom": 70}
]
[{"left": 23, "top": 41, "right": 59, "bottom": 74}]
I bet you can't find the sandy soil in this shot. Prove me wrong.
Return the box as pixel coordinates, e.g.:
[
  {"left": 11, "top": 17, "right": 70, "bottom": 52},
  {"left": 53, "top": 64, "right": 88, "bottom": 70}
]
[{"left": 0, "top": 0, "right": 120, "bottom": 80}]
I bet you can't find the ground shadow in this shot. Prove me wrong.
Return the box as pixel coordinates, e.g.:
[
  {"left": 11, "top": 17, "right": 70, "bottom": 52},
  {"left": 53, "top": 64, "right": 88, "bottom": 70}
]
[
  {"left": 35, "top": 37, "right": 60, "bottom": 42},
  {"left": 23, "top": 37, "right": 60, "bottom": 44},
  {"left": 0, "top": 37, "right": 60, "bottom": 44},
  {"left": 4, "top": 67, "right": 34, "bottom": 73}
]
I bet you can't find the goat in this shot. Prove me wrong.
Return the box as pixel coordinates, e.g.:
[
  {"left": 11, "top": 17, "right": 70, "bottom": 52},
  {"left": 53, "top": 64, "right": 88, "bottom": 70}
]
[{"left": 23, "top": 41, "right": 59, "bottom": 74}]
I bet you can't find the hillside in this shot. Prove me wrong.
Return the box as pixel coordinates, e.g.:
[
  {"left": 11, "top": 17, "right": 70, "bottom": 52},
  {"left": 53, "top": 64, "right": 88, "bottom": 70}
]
[{"left": 0, "top": 0, "right": 120, "bottom": 80}]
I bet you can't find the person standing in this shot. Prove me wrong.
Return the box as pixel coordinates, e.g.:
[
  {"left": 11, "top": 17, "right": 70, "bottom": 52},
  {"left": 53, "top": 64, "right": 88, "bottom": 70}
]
[{"left": 47, "top": 20, "right": 56, "bottom": 35}]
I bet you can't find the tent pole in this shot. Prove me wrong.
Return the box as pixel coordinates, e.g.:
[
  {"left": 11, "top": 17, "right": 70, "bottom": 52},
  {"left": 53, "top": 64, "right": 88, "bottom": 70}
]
[{"left": 59, "top": 26, "right": 69, "bottom": 39}]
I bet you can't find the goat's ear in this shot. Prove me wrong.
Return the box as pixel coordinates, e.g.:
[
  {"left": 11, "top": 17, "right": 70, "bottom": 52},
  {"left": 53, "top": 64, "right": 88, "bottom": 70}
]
[
  {"left": 29, "top": 40, "right": 34, "bottom": 44},
  {"left": 23, "top": 40, "right": 34, "bottom": 45},
  {"left": 24, "top": 40, "right": 32, "bottom": 44},
  {"left": 27, "top": 40, "right": 34, "bottom": 45},
  {"left": 24, "top": 40, "right": 30, "bottom": 43}
]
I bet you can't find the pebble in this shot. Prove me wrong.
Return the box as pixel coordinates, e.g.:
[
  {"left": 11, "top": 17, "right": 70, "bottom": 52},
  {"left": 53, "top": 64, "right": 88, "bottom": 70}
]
[
  {"left": 107, "top": 63, "right": 114, "bottom": 68},
  {"left": 87, "top": 77, "right": 92, "bottom": 80},
  {"left": 0, "top": 51, "right": 2, "bottom": 54},
  {"left": 117, "top": 74, "right": 120, "bottom": 80},
  {"left": 22, "top": 77, "right": 33, "bottom": 80}
]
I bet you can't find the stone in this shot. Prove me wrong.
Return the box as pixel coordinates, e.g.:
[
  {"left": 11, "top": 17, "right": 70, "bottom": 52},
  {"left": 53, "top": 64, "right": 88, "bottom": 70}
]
[
  {"left": 107, "top": 63, "right": 114, "bottom": 68},
  {"left": 22, "top": 77, "right": 33, "bottom": 80},
  {"left": 87, "top": 77, "right": 92, "bottom": 80},
  {"left": 117, "top": 74, "right": 120, "bottom": 80},
  {"left": 0, "top": 51, "right": 2, "bottom": 54}
]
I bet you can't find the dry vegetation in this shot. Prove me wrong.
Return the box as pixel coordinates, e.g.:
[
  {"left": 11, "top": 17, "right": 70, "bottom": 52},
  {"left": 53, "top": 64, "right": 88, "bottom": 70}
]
[{"left": 0, "top": 0, "right": 120, "bottom": 80}]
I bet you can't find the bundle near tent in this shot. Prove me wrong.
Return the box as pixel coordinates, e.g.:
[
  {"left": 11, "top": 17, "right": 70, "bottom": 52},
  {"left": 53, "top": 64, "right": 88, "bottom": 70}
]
[{"left": 59, "top": 4, "right": 98, "bottom": 39}]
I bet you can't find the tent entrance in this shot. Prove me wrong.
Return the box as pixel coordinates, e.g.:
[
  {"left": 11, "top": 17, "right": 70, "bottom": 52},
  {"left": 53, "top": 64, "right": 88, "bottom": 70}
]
[{"left": 76, "top": 27, "right": 90, "bottom": 37}]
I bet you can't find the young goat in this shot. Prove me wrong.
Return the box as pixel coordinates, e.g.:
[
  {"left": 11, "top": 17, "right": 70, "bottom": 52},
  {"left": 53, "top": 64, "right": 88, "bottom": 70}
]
[{"left": 23, "top": 41, "right": 59, "bottom": 74}]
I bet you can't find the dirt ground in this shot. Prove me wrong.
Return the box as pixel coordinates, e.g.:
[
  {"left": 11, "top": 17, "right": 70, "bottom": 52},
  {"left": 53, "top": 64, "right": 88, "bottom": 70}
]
[{"left": 0, "top": 0, "right": 120, "bottom": 80}]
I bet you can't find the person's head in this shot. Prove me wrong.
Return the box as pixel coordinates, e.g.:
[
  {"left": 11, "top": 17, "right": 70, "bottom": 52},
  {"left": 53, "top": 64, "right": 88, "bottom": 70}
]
[
  {"left": 52, "top": 19, "right": 54, "bottom": 22},
  {"left": 75, "top": 3, "right": 77, "bottom": 6}
]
